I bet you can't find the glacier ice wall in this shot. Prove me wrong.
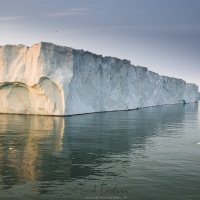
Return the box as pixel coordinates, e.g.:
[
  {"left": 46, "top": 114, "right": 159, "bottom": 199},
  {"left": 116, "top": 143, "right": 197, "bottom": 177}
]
[{"left": 0, "top": 42, "right": 198, "bottom": 115}]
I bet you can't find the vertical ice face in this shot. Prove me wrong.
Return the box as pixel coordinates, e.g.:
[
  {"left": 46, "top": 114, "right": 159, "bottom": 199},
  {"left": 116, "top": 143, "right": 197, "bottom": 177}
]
[
  {"left": 0, "top": 42, "right": 73, "bottom": 115},
  {"left": 0, "top": 42, "right": 198, "bottom": 116}
]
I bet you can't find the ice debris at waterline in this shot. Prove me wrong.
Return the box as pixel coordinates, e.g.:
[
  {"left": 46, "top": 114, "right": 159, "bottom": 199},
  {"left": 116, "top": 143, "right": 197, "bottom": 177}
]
[{"left": 0, "top": 42, "right": 198, "bottom": 116}]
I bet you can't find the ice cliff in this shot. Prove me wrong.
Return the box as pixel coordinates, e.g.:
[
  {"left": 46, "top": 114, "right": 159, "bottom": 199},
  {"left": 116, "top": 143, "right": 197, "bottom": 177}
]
[{"left": 0, "top": 42, "right": 198, "bottom": 115}]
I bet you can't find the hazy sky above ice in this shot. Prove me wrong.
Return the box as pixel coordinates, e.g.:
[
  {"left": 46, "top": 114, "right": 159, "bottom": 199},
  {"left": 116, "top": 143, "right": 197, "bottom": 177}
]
[{"left": 0, "top": 0, "right": 200, "bottom": 87}]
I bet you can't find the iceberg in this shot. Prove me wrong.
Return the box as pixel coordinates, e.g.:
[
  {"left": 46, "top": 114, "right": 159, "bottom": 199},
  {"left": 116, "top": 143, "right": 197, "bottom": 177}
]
[{"left": 0, "top": 42, "right": 198, "bottom": 115}]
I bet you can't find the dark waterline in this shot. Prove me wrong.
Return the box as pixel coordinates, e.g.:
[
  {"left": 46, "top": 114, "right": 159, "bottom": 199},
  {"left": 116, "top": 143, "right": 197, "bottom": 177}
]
[{"left": 0, "top": 102, "right": 200, "bottom": 200}]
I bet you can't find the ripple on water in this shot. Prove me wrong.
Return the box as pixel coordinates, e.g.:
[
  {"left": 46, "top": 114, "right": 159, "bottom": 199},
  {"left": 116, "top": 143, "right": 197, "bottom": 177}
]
[{"left": 0, "top": 103, "right": 200, "bottom": 199}]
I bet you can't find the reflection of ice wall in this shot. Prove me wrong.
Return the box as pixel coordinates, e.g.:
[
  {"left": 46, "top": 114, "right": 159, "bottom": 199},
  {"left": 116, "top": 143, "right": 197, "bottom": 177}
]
[
  {"left": 0, "top": 42, "right": 198, "bottom": 116},
  {"left": 0, "top": 114, "right": 66, "bottom": 183}
]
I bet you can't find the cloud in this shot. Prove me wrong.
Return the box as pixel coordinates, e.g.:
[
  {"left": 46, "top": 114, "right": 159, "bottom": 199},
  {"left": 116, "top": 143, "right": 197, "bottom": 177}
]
[
  {"left": 95, "top": 23, "right": 200, "bottom": 34},
  {"left": 131, "top": 23, "right": 200, "bottom": 32},
  {"left": 48, "top": 8, "right": 89, "bottom": 17},
  {"left": 0, "top": 16, "right": 23, "bottom": 21}
]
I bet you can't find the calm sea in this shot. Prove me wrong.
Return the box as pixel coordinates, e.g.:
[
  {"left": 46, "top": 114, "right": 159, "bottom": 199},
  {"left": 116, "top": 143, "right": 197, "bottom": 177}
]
[{"left": 0, "top": 102, "right": 200, "bottom": 200}]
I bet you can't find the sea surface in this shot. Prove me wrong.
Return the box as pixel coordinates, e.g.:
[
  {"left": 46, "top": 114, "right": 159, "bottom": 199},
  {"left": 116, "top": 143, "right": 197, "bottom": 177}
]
[{"left": 0, "top": 102, "right": 200, "bottom": 200}]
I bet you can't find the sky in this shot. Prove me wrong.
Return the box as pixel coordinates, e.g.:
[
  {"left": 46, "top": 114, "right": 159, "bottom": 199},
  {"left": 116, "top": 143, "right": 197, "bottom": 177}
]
[{"left": 0, "top": 0, "right": 200, "bottom": 87}]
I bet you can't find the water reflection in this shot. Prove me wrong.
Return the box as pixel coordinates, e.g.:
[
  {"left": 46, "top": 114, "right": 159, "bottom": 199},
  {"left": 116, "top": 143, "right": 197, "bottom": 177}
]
[
  {"left": 0, "top": 103, "right": 200, "bottom": 199},
  {"left": 0, "top": 115, "right": 66, "bottom": 186}
]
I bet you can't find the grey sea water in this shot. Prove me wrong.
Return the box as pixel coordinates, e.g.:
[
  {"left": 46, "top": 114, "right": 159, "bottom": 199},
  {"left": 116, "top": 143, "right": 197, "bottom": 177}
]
[{"left": 0, "top": 102, "right": 200, "bottom": 200}]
